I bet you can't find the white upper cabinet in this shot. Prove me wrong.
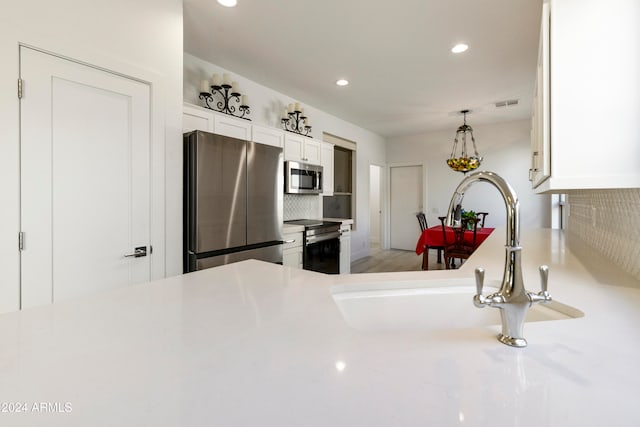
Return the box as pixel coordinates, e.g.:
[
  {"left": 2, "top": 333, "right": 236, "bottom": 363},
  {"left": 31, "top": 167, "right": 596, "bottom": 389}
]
[
  {"left": 182, "top": 103, "right": 252, "bottom": 141},
  {"left": 304, "top": 138, "right": 321, "bottom": 165},
  {"left": 530, "top": 2, "right": 551, "bottom": 188},
  {"left": 252, "top": 124, "right": 284, "bottom": 148},
  {"left": 531, "top": 0, "right": 640, "bottom": 192},
  {"left": 283, "top": 133, "right": 321, "bottom": 165},
  {"left": 213, "top": 114, "right": 252, "bottom": 141},
  {"left": 283, "top": 133, "right": 304, "bottom": 161},
  {"left": 183, "top": 103, "right": 214, "bottom": 133},
  {"left": 181, "top": 104, "right": 332, "bottom": 171},
  {"left": 321, "top": 142, "right": 334, "bottom": 196},
  {"left": 182, "top": 103, "right": 257, "bottom": 143}
]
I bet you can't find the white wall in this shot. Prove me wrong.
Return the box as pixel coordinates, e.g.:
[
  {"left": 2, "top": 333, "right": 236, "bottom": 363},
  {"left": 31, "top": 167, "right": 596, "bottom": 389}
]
[
  {"left": 184, "top": 53, "right": 387, "bottom": 261},
  {"left": 386, "top": 120, "right": 550, "bottom": 234},
  {"left": 0, "top": 0, "right": 183, "bottom": 313},
  {"left": 567, "top": 189, "right": 640, "bottom": 282}
]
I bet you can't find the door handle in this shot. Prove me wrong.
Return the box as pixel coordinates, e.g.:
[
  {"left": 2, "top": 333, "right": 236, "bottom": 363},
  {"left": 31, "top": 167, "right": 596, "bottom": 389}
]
[{"left": 124, "top": 246, "right": 147, "bottom": 258}]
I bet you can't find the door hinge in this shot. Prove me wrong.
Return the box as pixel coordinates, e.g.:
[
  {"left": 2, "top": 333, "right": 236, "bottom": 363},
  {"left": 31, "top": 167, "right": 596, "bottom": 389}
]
[
  {"left": 18, "top": 231, "right": 24, "bottom": 251},
  {"left": 18, "top": 78, "right": 23, "bottom": 99}
]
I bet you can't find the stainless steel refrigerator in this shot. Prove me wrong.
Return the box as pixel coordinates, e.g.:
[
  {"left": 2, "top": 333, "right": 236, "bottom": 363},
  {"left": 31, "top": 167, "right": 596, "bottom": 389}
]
[{"left": 183, "top": 130, "right": 284, "bottom": 272}]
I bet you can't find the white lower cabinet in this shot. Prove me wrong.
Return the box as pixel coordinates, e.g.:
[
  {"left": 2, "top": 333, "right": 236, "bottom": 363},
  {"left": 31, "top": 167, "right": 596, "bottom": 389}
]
[
  {"left": 339, "top": 224, "right": 351, "bottom": 274},
  {"left": 283, "top": 230, "right": 303, "bottom": 269}
]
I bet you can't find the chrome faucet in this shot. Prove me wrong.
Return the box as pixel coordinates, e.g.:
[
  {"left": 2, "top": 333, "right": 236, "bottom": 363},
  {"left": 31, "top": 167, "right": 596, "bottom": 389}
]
[{"left": 446, "top": 171, "right": 551, "bottom": 347}]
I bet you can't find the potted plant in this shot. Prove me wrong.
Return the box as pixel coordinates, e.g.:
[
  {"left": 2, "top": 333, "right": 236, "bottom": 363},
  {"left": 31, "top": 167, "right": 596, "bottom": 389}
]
[{"left": 460, "top": 209, "right": 478, "bottom": 230}]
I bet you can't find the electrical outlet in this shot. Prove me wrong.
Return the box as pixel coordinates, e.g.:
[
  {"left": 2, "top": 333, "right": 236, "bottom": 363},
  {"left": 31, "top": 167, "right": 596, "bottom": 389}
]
[{"left": 591, "top": 206, "right": 597, "bottom": 227}]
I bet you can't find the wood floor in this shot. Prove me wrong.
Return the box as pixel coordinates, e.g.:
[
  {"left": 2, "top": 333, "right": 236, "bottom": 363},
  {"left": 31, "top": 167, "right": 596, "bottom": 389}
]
[{"left": 350, "top": 244, "right": 448, "bottom": 274}]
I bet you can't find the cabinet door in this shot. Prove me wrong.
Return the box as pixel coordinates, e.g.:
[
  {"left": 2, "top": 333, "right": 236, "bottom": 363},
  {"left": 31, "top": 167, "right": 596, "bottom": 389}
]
[
  {"left": 283, "top": 231, "right": 303, "bottom": 268},
  {"left": 339, "top": 225, "right": 351, "bottom": 274},
  {"left": 183, "top": 103, "right": 214, "bottom": 133},
  {"left": 283, "top": 249, "right": 303, "bottom": 269},
  {"left": 283, "top": 231, "right": 303, "bottom": 250},
  {"left": 321, "top": 142, "right": 334, "bottom": 196},
  {"left": 284, "top": 133, "right": 305, "bottom": 162},
  {"left": 214, "top": 114, "right": 252, "bottom": 141},
  {"left": 303, "top": 138, "right": 321, "bottom": 165},
  {"left": 530, "top": 1, "right": 551, "bottom": 188},
  {"left": 534, "top": 0, "right": 640, "bottom": 191},
  {"left": 253, "top": 124, "right": 284, "bottom": 148}
]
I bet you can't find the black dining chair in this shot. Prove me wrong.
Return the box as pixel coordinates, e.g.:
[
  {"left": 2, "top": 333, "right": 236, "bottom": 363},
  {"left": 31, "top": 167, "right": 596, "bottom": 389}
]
[
  {"left": 416, "top": 212, "right": 443, "bottom": 270},
  {"left": 440, "top": 216, "right": 478, "bottom": 269},
  {"left": 476, "top": 212, "right": 489, "bottom": 228}
]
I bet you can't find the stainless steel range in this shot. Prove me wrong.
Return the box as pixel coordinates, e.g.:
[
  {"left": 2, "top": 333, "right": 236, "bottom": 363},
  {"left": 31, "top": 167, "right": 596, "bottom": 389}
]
[{"left": 285, "top": 219, "right": 341, "bottom": 274}]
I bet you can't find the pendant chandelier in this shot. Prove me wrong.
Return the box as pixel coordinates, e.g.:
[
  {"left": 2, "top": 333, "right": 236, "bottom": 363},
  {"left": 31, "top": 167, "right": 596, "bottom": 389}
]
[{"left": 446, "top": 110, "right": 482, "bottom": 173}]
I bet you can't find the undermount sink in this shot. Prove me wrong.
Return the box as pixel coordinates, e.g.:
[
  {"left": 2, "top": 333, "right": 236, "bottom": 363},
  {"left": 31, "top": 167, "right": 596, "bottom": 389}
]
[{"left": 331, "top": 279, "right": 584, "bottom": 332}]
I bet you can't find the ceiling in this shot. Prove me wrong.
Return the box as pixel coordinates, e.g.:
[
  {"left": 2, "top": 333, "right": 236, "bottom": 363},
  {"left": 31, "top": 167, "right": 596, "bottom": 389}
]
[{"left": 184, "top": 0, "right": 542, "bottom": 138}]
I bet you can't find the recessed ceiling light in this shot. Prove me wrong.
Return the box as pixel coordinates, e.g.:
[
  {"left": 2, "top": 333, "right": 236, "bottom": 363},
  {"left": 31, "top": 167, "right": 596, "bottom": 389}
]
[
  {"left": 336, "top": 79, "right": 349, "bottom": 86},
  {"left": 217, "top": 0, "right": 237, "bottom": 7},
  {"left": 451, "top": 43, "right": 469, "bottom": 53}
]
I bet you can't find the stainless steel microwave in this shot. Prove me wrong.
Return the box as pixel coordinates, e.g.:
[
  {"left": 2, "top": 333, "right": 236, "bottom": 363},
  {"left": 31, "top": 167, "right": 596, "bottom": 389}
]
[{"left": 285, "top": 161, "right": 323, "bottom": 194}]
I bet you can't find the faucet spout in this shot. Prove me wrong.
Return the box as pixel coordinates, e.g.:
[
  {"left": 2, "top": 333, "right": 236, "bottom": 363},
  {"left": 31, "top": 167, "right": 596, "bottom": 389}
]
[
  {"left": 446, "top": 171, "right": 551, "bottom": 347},
  {"left": 446, "top": 171, "right": 520, "bottom": 248}
]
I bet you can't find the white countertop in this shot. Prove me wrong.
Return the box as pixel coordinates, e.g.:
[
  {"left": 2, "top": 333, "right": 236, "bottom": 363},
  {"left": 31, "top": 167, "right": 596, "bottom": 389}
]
[{"left": 1, "top": 228, "right": 639, "bottom": 426}]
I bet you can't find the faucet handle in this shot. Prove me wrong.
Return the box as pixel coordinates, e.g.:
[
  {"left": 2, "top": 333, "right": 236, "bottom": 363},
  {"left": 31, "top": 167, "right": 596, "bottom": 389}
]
[
  {"left": 539, "top": 265, "right": 549, "bottom": 293},
  {"left": 473, "top": 267, "right": 488, "bottom": 308},
  {"left": 474, "top": 267, "right": 485, "bottom": 296}
]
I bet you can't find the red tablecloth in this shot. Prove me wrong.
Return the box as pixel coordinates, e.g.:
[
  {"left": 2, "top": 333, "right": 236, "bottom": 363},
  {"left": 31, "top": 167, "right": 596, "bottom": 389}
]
[{"left": 415, "top": 226, "right": 494, "bottom": 255}]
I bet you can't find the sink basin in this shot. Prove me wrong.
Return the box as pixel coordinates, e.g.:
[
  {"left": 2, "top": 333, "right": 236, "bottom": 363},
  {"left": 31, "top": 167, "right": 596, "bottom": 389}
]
[{"left": 331, "top": 279, "right": 583, "bottom": 332}]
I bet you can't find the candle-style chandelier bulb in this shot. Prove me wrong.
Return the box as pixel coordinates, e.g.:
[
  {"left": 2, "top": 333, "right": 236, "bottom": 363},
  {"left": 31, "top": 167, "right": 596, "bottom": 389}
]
[{"left": 447, "top": 110, "right": 482, "bottom": 173}]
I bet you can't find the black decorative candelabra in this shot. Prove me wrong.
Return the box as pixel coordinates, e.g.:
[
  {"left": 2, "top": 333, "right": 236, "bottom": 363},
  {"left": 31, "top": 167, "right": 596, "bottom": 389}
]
[
  {"left": 281, "top": 103, "right": 311, "bottom": 136},
  {"left": 199, "top": 74, "right": 250, "bottom": 120}
]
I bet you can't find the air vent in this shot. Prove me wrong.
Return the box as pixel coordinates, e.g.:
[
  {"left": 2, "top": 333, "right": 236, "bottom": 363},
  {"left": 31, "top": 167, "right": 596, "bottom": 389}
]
[{"left": 495, "top": 99, "right": 519, "bottom": 108}]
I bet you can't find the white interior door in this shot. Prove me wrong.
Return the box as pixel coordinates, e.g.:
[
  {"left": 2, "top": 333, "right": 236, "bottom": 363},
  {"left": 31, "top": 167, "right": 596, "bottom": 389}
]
[
  {"left": 20, "top": 47, "right": 151, "bottom": 308},
  {"left": 369, "top": 164, "right": 382, "bottom": 246},
  {"left": 390, "top": 165, "right": 423, "bottom": 250}
]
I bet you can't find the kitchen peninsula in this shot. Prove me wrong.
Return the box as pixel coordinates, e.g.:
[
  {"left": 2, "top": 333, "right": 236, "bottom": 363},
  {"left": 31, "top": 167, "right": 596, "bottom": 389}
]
[{"left": 0, "top": 228, "right": 638, "bottom": 426}]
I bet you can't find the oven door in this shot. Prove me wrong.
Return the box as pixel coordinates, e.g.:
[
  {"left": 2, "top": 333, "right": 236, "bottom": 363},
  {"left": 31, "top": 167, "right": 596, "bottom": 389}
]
[{"left": 304, "top": 231, "right": 340, "bottom": 274}]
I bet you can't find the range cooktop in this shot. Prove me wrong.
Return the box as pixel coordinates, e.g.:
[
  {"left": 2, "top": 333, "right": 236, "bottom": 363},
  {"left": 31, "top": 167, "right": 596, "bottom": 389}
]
[{"left": 285, "top": 219, "right": 324, "bottom": 227}]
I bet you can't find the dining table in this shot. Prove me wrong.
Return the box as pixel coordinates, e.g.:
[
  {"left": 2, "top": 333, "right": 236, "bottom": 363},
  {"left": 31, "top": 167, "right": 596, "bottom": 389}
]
[{"left": 415, "top": 225, "right": 494, "bottom": 270}]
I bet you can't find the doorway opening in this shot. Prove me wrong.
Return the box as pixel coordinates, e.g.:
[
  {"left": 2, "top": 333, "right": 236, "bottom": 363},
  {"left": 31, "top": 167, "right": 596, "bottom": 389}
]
[{"left": 389, "top": 164, "right": 424, "bottom": 251}]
